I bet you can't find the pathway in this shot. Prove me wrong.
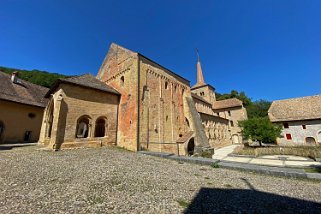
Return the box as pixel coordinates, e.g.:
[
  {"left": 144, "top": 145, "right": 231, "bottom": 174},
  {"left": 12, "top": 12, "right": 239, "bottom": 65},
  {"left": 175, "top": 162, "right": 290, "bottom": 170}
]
[{"left": 213, "top": 145, "right": 321, "bottom": 168}]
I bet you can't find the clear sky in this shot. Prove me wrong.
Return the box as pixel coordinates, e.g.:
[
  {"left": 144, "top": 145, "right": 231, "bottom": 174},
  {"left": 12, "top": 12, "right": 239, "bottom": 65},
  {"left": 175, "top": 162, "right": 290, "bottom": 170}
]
[{"left": 1, "top": 0, "right": 320, "bottom": 101}]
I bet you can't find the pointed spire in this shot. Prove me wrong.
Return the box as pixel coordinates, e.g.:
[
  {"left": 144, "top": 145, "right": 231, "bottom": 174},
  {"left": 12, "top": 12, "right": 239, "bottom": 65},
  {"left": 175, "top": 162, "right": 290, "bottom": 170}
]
[{"left": 196, "top": 49, "right": 205, "bottom": 86}]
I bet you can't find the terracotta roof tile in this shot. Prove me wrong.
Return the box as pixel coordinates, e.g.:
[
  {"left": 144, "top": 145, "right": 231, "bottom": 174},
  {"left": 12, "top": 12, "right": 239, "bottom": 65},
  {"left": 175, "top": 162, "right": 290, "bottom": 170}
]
[
  {"left": 212, "top": 98, "right": 243, "bottom": 110},
  {"left": 0, "top": 71, "right": 48, "bottom": 107},
  {"left": 45, "top": 74, "right": 120, "bottom": 97},
  {"left": 268, "top": 94, "right": 321, "bottom": 122}
]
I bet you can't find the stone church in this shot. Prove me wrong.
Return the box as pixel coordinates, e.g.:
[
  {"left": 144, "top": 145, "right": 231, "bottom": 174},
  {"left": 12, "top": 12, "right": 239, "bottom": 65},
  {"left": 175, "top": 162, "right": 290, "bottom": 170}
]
[{"left": 39, "top": 43, "right": 247, "bottom": 155}]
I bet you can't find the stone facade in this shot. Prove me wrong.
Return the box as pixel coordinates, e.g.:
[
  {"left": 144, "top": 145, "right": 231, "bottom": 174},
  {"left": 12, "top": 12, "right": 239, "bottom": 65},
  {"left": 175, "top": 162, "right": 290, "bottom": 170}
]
[
  {"left": 213, "top": 105, "right": 248, "bottom": 144},
  {"left": 0, "top": 100, "right": 44, "bottom": 143},
  {"left": 39, "top": 76, "right": 120, "bottom": 149},
  {"left": 97, "top": 43, "right": 210, "bottom": 155},
  {"left": 277, "top": 120, "right": 321, "bottom": 145}
]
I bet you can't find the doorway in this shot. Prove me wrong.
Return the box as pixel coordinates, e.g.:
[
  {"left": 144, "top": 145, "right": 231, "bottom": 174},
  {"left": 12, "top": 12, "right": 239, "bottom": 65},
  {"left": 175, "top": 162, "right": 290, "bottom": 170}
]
[
  {"left": 0, "top": 121, "right": 5, "bottom": 143},
  {"left": 187, "top": 138, "right": 195, "bottom": 156}
]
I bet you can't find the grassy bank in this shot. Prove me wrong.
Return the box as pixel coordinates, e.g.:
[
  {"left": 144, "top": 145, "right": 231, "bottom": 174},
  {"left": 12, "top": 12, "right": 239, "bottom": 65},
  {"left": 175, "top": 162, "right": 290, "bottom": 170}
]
[{"left": 234, "top": 145, "right": 321, "bottom": 159}]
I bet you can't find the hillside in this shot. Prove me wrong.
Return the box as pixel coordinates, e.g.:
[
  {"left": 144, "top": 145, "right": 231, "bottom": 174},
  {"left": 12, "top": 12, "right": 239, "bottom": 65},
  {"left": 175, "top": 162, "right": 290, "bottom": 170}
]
[{"left": 0, "top": 66, "right": 68, "bottom": 88}]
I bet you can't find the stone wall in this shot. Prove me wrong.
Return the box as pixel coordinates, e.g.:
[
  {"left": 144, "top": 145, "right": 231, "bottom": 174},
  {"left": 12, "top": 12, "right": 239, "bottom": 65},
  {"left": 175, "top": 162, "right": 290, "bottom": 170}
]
[
  {"left": 0, "top": 100, "right": 44, "bottom": 143},
  {"left": 213, "top": 106, "right": 247, "bottom": 144},
  {"left": 97, "top": 43, "right": 139, "bottom": 151},
  {"left": 277, "top": 120, "right": 321, "bottom": 145},
  {"left": 138, "top": 56, "right": 208, "bottom": 155},
  {"left": 39, "top": 84, "right": 119, "bottom": 149}
]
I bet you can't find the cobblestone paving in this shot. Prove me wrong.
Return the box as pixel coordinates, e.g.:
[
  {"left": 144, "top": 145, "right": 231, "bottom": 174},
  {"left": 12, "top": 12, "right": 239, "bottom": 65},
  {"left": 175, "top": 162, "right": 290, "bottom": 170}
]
[{"left": 0, "top": 145, "right": 321, "bottom": 213}]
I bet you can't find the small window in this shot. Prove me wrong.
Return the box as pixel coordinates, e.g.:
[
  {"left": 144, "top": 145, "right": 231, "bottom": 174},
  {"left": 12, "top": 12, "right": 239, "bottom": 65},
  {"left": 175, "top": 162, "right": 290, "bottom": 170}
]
[
  {"left": 24, "top": 131, "right": 32, "bottom": 142},
  {"left": 165, "top": 81, "right": 168, "bottom": 90},
  {"left": 228, "top": 111, "right": 231, "bottom": 116},
  {"left": 286, "top": 134, "right": 292, "bottom": 140},
  {"left": 217, "top": 112, "right": 219, "bottom": 116},
  {"left": 200, "top": 92, "right": 205, "bottom": 96},
  {"left": 166, "top": 115, "right": 168, "bottom": 121},
  {"left": 182, "top": 88, "right": 185, "bottom": 94},
  {"left": 120, "top": 76, "right": 124, "bottom": 86},
  {"left": 302, "top": 125, "right": 306, "bottom": 129},
  {"left": 28, "top": 113, "right": 36, "bottom": 118},
  {"left": 283, "top": 122, "right": 289, "bottom": 129},
  {"left": 230, "top": 121, "right": 234, "bottom": 127}
]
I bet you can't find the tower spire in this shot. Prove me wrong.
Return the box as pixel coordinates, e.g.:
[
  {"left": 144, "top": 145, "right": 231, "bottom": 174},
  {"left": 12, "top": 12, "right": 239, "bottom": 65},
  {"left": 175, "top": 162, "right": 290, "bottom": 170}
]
[{"left": 196, "top": 49, "right": 205, "bottom": 86}]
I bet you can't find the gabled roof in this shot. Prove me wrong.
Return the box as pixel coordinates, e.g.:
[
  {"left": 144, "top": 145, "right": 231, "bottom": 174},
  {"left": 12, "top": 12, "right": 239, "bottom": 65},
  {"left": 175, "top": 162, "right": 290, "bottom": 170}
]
[
  {"left": 212, "top": 98, "right": 243, "bottom": 110},
  {"left": 268, "top": 94, "right": 321, "bottom": 122},
  {"left": 45, "top": 74, "right": 120, "bottom": 98},
  {"left": 104, "top": 43, "right": 191, "bottom": 85},
  {"left": 191, "top": 93, "right": 212, "bottom": 105},
  {"left": 0, "top": 71, "right": 48, "bottom": 107}
]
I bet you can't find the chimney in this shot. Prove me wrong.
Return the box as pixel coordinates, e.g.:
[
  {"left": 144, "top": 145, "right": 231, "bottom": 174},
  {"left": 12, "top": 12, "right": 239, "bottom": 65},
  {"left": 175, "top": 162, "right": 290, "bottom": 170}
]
[{"left": 11, "top": 71, "right": 18, "bottom": 83}]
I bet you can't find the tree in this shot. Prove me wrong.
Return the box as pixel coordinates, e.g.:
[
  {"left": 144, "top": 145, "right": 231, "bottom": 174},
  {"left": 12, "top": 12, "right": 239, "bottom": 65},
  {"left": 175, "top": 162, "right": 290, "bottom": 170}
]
[
  {"left": 216, "top": 90, "right": 252, "bottom": 107},
  {"left": 247, "top": 99, "right": 272, "bottom": 119},
  {"left": 238, "top": 117, "right": 282, "bottom": 146}
]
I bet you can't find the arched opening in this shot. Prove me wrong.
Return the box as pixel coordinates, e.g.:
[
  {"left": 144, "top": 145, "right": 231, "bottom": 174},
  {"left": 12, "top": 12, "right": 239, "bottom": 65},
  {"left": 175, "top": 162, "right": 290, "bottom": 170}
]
[
  {"left": 306, "top": 137, "right": 316, "bottom": 144},
  {"left": 165, "top": 81, "right": 168, "bottom": 90},
  {"left": 76, "top": 116, "right": 91, "bottom": 138},
  {"left": 232, "top": 134, "right": 239, "bottom": 144},
  {"left": 46, "top": 100, "right": 54, "bottom": 138},
  {"left": 120, "top": 76, "right": 124, "bottom": 86},
  {"left": 187, "top": 138, "right": 195, "bottom": 156},
  {"left": 0, "top": 121, "right": 5, "bottom": 143},
  {"left": 95, "top": 117, "right": 106, "bottom": 137}
]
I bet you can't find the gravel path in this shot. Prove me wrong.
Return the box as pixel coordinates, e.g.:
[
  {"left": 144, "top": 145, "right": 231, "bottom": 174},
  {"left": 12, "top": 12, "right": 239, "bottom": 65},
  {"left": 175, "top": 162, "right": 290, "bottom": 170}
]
[{"left": 0, "top": 145, "right": 321, "bottom": 213}]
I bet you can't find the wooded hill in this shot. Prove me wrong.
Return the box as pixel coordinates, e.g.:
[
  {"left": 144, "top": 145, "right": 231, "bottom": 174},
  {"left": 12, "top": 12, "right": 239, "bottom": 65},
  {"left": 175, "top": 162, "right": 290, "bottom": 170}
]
[{"left": 0, "top": 66, "right": 68, "bottom": 88}]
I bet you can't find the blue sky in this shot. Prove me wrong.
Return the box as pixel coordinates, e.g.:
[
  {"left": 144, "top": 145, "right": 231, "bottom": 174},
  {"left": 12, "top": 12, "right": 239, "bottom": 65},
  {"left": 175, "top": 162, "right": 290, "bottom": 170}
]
[{"left": 1, "top": 0, "right": 321, "bottom": 101}]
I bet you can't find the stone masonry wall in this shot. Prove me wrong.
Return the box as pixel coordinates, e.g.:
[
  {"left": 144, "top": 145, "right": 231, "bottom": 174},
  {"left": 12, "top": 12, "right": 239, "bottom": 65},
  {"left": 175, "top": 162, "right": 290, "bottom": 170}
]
[
  {"left": 97, "top": 43, "right": 139, "bottom": 151},
  {"left": 138, "top": 56, "right": 192, "bottom": 154}
]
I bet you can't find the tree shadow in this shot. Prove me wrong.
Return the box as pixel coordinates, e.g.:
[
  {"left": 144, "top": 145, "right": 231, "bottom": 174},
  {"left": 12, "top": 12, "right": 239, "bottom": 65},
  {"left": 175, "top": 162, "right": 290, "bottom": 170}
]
[{"left": 184, "top": 178, "right": 321, "bottom": 214}]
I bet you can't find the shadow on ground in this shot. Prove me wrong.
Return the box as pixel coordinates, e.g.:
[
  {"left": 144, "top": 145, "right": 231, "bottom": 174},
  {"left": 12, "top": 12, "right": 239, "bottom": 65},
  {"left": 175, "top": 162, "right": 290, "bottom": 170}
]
[
  {"left": 184, "top": 178, "right": 321, "bottom": 214},
  {"left": 0, "top": 143, "right": 36, "bottom": 151}
]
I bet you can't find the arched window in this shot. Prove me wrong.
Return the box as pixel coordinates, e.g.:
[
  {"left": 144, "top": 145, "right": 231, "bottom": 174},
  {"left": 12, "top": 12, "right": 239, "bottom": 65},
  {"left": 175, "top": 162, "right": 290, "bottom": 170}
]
[
  {"left": 165, "top": 81, "right": 168, "bottom": 90},
  {"left": 76, "top": 116, "right": 91, "bottom": 138},
  {"left": 95, "top": 117, "right": 106, "bottom": 137},
  {"left": 120, "top": 76, "right": 124, "bottom": 86},
  {"left": 306, "top": 137, "right": 316, "bottom": 144}
]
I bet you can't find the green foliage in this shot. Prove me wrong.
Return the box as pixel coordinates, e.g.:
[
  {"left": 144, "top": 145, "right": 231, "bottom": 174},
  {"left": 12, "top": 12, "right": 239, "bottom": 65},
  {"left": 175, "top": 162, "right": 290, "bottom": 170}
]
[
  {"left": 211, "top": 161, "right": 220, "bottom": 168},
  {"left": 216, "top": 90, "right": 272, "bottom": 119},
  {"left": 238, "top": 117, "right": 282, "bottom": 145},
  {"left": 247, "top": 99, "right": 272, "bottom": 119},
  {"left": 216, "top": 90, "right": 252, "bottom": 107},
  {"left": 176, "top": 199, "right": 190, "bottom": 208},
  {"left": 0, "top": 66, "right": 68, "bottom": 88}
]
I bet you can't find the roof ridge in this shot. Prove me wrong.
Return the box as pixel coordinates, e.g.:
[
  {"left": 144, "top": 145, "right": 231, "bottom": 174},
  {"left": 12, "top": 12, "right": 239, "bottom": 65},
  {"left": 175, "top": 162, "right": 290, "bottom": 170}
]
[{"left": 272, "top": 94, "right": 321, "bottom": 102}]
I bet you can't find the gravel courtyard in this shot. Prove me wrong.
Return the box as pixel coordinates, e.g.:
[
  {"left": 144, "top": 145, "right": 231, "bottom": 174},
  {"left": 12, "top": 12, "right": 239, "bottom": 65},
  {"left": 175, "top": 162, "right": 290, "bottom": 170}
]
[{"left": 1, "top": 145, "right": 321, "bottom": 213}]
